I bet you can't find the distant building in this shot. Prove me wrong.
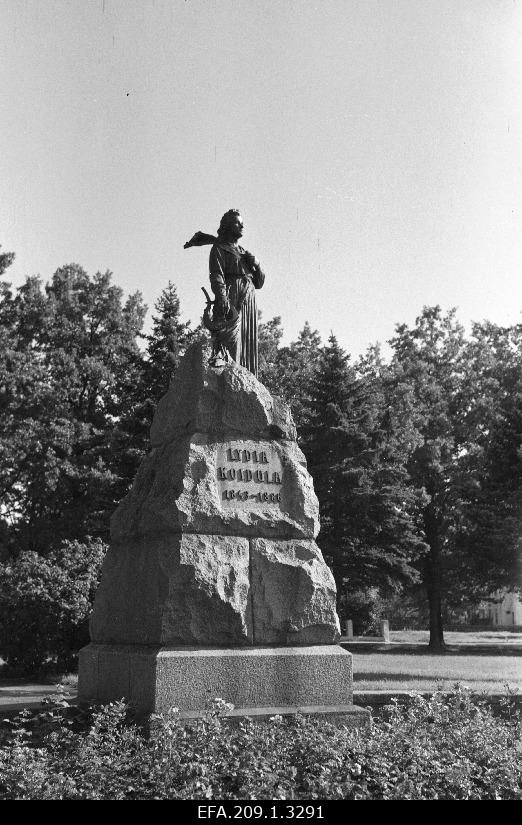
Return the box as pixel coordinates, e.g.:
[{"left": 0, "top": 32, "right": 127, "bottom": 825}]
[{"left": 474, "top": 590, "right": 522, "bottom": 627}]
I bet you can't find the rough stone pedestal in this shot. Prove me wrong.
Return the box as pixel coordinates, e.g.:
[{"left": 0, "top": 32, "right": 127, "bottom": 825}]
[
  {"left": 79, "top": 344, "right": 367, "bottom": 725},
  {"left": 79, "top": 644, "right": 369, "bottom": 725}
]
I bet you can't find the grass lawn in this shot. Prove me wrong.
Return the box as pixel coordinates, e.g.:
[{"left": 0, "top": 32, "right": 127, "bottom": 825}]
[
  {"left": 389, "top": 629, "right": 522, "bottom": 646},
  {"left": 352, "top": 652, "right": 522, "bottom": 692},
  {"left": 353, "top": 653, "right": 522, "bottom": 693},
  {"left": 351, "top": 630, "right": 522, "bottom": 692}
]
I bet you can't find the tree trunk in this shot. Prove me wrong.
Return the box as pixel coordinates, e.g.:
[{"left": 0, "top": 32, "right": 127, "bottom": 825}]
[
  {"left": 427, "top": 578, "right": 445, "bottom": 650},
  {"left": 424, "top": 506, "right": 446, "bottom": 651}
]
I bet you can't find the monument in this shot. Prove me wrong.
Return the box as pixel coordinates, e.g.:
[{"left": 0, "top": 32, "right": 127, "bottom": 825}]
[
  {"left": 78, "top": 212, "right": 368, "bottom": 725},
  {"left": 184, "top": 208, "right": 264, "bottom": 375}
]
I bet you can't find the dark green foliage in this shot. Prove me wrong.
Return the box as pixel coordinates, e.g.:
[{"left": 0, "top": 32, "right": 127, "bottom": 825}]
[
  {"left": 259, "top": 324, "right": 423, "bottom": 610},
  {"left": 302, "top": 335, "right": 422, "bottom": 606},
  {"left": 0, "top": 265, "right": 146, "bottom": 556},
  {"left": 0, "top": 245, "right": 15, "bottom": 278},
  {"left": 142, "top": 281, "right": 194, "bottom": 402},
  {"left": 451, "top": 320, "right": 522, "bottom": 601},
  {"left": 257, "top": 314, "right": 285, "bottom": 394},
  {"left": 0, "top": 687, "right": 520, "bottom": 799},
  {"left": 388, "top": 307, "right": 522, "bottom": 647},
  {"left": 112, "top": 280, "right": 197, "bottom": 477},
  {"left": 0, "top": 538, "right": 106, "bottom": 673},
  {"left": 258, "top": 319, "right": 323, "bottom": 433},
  {"left": 339, "top": 587, "right": 387, "bottom": 635},
  {"left": 277, "top": 322, "right": 324, "bottom": 433},
  {"left": 2, "top": 241, "right": 521, "bottom": 659}
]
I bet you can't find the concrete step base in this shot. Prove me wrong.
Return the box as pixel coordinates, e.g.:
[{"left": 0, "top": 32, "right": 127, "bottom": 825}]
[
  {"left": 78, "top": 643, "right": 367, "bottom": 724},
  {"left": 174, "top": 703, "right": 370, "bottom": 727}
]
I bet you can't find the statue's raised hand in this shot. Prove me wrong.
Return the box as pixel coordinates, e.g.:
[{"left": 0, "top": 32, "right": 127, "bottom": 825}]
[{"left": 242, "top": 250, "right": 259, "bottom": 271}]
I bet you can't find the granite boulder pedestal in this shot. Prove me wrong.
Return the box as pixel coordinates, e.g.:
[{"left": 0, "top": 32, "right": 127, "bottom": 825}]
[{"left": 78, "top": 343, "right": 369, "bottom": 725}]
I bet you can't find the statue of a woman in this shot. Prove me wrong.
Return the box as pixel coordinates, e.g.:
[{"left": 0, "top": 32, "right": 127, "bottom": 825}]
[{"left": 184, "top": 210, "right": 266, "bottom": 377}]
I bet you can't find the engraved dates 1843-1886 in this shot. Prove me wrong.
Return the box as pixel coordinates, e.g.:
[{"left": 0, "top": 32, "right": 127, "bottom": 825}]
[{"left": 216, "top": 444, "right": 283, "bottom": 507}]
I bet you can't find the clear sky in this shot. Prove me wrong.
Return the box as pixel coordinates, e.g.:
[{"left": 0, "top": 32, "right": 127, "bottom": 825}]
[{"left": 1, "top": 0, "right": 521, "bottom": 356}]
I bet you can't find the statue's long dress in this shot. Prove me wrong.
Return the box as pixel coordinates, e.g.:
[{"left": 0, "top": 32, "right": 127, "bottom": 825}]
[{"left": 209, "top": 242, "right": 264, "bottom": 377}]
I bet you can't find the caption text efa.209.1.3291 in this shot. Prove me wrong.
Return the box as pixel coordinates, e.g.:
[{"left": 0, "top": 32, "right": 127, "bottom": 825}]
[{"left": 197, "top": 805, "right": 324, "bottom": 820}]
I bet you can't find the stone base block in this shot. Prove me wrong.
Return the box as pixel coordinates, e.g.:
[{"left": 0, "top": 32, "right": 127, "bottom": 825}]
[
  {"left": 79, "top": 644, "right": 366, "bottom": 723},
  {"left": 176, "top": 704, "right": 370, "bottom": 728}
]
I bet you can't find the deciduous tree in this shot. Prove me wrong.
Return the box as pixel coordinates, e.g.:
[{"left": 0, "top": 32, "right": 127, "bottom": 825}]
[
  {"left": 387, "top": 306, "right": 521, "bottom": 648},
  {"left": 0, "top": 264, "right": 146, "bottom": 556}
]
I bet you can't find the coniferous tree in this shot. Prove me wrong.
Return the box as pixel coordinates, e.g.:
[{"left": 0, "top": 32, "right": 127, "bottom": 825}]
[
  {"left": 257, "top": 314, "right": 285, "bottom": 394},
  {"left": 302, "top": 335, "right": 421, "bottom": 609},
  {"left": 277, "top": 322, "right": 323, "bottom": 433},
  {"left": 144, "top": 281, "right": 194, "bottom": 400},
  {"left": 111, "top": 281, "right": 198, "bottom": 483},
  {"left": 258, "top": 319, "right": 323, "bottom": 436}
]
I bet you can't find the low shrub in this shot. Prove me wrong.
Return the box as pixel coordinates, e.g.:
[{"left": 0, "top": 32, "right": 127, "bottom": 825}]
[
  {"left": 338, "top": 587, "right": 387, "bottom": 635},
  {"left": 0, "top": 686, "right": 520, "bottom": 799},
  {"left": 0, "top": 538, "right": 106, "bottom": 673}
]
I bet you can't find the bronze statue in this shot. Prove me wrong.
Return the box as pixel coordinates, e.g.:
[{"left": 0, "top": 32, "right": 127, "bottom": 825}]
[{"left": 184, "top": 210, "right": 265, "bottom": 377}]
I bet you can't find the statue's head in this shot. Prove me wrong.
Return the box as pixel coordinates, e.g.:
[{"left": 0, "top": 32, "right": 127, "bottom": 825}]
[{"left": 217, "top": 209, "right": 243, "bottom": 242}]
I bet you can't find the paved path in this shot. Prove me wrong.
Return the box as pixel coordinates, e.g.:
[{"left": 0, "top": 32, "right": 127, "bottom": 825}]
[{"left": 0, "top": 681, "right": 78, "bottom": 714}]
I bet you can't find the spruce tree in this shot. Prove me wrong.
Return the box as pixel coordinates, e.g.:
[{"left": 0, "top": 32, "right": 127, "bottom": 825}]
[
  {"left": 278, "top": 322, "right": 323, "bottom": 432},
  {"left": 145, "top": 281, "right": 193, "bottom": 399},
  {"left": 111, "top": 281, "right": 196, "bottom": 483},
  {"left": 257, "top": 314, "right": 285, "bottom": 394},
  {"left": 302, "top": 335, "right": 420, "bottom": 610}
]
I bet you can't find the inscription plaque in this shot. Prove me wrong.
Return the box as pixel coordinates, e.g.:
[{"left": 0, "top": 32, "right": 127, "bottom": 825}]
[{"left": 216, "top": 441, "right": 283, "bottom": 508}]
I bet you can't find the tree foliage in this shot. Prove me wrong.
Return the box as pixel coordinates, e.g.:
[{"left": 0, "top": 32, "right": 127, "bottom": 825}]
[
  {"left": 301, "top": 335, "right": 423, "bottom": 607},
  {"left": 450, "top": 320, "right": 522, "bottom": 601},
  {"left": 388, "top": 307, "right": 522, "bottom": 647},
  {"left": 258, "top": 318, "right": 324, "bottom": 432},
  {"left": 0, "top": 537, "right": 106, "bottom": 672},
  {"left": 111, "top": 280, "right": 198, "bottom": 480},
  {"left": 0, "top": 265, "right": 146, "bottom": 556},
  {"left": 1, "top": 244, "right": 521, "bottom": 655}
]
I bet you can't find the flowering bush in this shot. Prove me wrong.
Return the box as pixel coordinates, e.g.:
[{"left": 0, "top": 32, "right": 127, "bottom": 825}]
[{"left": 0, "top": 686, "right": 520, "bottom": 800}]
